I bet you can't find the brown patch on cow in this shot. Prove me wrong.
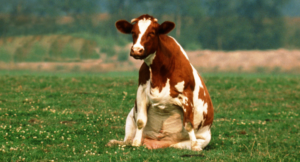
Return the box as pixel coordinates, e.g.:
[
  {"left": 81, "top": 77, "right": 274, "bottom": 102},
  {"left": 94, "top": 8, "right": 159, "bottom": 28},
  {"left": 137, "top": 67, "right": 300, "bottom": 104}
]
[
  {"left": 186, "top": 92, "right": 196, "bottom": 127},
  {"left": 202, "top": 112, "right": 209, "bottom": 125},
  {"left": 138, "top": 63, "right": 150, "bottom": 85},
  {"left": 169, "top": 86, "right": 179, "bottom": 98},
  {"left": 134, "top": 100, "right": 137, "bottom": 113},
  {"left": 198, "top": 87, "right": 206, "bottom": 101},
  {"left": 197, "top": 121, "right": 203, "bottom": 131},
  {"left": 137, "top": 119, "right": 144, "bottom": 129},
  {"left": 133, "top": 101, "right": 137, "bottom": 122}
]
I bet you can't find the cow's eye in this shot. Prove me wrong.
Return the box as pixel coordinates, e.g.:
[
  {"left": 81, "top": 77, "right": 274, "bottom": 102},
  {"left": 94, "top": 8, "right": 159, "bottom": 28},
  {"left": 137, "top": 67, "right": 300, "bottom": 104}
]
[{"left": 148, "top": 32, "right": 155, "bottom": 38}]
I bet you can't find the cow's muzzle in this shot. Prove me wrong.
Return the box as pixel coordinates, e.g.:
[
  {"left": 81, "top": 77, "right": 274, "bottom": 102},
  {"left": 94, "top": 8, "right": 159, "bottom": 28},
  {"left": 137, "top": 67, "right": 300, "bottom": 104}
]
[{"left": 130, "top": 46, "right": 145, "bottom": 59}]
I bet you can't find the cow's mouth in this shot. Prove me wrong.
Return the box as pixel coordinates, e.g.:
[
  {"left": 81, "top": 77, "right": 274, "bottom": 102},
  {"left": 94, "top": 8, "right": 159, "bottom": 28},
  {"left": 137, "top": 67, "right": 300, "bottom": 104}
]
[
  {"left": 132, "top": 56, "right": 143, "bottom": 59},
  {"left": 130, "top": 53, "right": 145, "bottom": 60}
]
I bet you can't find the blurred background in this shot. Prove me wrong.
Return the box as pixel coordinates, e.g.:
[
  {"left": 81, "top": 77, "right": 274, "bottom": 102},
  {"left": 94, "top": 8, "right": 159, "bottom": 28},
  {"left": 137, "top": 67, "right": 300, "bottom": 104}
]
[{"left": 0, "top": 0, "right": 300, "bottom": 73}]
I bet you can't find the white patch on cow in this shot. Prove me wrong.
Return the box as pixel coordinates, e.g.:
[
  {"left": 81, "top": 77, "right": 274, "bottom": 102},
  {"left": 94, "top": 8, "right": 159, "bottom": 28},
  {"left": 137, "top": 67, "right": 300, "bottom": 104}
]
[
  {"left": 188, "top": 129, "right": 197, "bottom": 141},
  {"left": 173, "top": 92, "right": 189, "bottom": 110},
  {"left": 148, "top": 79, "right": 171, "bottom": 109},
  {"left": 190, "top": 64, "right": 207, "bottom": 129},
  {"left": 133, "top": 18, "right": 152, "bottom": 50},
  {"left": 196, "top": 125, "right": 211, "bottom": 140},
  {"left": 144, "top": 52, "right": 156, "bottom": 66},
  {"left": 193, "top": 101, "right": 208, "bottom": 129},
  {"left": 132, "top": 81, "right": 149, "bottom": 146},
  {"left": 175, "top": 81, "right": 185, "bottom": 93},
  {"left": 192, "top": 65, "right": 203, "bottom": 88},
  {"left": 169, "top": 36, "right": 189, "bottom": 60},
  {"left": 136, "top": 83, "right": 148, "bottom": 112},
  {"left": 179, "top": 94, "right": 188, "bottom": 106},
  {"left": 124, "top": 108, "right": 136, "bottom": 142},
  {"left": 145, "top": 78, "right": 189, "bottom": 111}
]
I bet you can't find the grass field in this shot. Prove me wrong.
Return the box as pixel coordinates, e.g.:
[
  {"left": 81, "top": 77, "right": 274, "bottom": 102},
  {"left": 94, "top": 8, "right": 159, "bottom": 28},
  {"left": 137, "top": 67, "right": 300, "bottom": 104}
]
[{"left": 0, "top": 71, "right": 299, "bottom": 161}]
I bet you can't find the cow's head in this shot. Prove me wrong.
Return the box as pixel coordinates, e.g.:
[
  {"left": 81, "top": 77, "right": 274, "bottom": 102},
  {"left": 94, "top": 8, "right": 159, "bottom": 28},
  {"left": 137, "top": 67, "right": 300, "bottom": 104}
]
[{"left": 116, "top": 14, "right": 175, "bottom": 60}]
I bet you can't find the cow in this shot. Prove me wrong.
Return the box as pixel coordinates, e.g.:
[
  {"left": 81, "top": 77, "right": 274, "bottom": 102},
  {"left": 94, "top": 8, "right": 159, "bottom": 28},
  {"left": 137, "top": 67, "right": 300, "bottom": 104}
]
[{"left": 106, "top": 14, "right": 214, "bottom": 151}]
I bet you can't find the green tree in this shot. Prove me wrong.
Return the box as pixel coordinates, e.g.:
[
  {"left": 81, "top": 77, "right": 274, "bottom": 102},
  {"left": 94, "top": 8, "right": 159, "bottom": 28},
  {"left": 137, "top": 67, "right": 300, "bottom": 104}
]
[{"left": 199, "top": 0, "right": 289, "bottom": 50}]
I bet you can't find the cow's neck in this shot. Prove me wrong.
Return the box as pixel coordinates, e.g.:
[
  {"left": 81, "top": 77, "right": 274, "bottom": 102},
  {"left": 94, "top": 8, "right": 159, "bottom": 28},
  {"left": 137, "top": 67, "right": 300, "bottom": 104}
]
[{"left": 144, "top": 35, "right": 177, "bottom": 88}]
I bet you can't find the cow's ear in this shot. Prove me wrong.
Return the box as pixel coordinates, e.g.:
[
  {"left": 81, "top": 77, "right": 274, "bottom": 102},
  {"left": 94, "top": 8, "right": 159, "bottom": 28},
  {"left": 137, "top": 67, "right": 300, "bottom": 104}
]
[
  {"left": 115, "top": 20, "right": 133, "bottom": 34},
  {"left": 158, "top": 21, "right": 175, "bottom": 34}
]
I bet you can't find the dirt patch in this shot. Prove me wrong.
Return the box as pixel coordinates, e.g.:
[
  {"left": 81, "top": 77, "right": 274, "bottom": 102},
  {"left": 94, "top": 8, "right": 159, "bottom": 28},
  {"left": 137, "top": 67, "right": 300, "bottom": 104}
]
[
  {"left": 187, "top": 49, "right": 300, "bottom": 73},
  {"left": 1, "top": 49, "right": 300, "bottom": 73}
]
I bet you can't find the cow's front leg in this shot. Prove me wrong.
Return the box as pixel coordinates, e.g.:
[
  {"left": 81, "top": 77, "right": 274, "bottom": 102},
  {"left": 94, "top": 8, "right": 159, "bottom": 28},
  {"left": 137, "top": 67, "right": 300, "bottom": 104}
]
[
  {"left": 123, "top": 108, "right": 136, "bottom": 144},
  {"left": 132, "top": 85, "right": 148, "bottom": 147}
]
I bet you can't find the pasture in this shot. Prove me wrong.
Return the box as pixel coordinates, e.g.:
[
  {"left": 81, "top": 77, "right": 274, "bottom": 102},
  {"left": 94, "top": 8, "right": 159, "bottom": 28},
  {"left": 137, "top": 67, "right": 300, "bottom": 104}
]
[{"left": 0, "top": 71, "right": 299, "bottom": 161}]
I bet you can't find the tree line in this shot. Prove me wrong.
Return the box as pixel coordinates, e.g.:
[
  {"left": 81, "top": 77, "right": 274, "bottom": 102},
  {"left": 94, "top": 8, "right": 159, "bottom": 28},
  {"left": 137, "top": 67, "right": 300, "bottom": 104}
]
[{"left": 1, "top": 0, "right": 299, "bottom": 50}]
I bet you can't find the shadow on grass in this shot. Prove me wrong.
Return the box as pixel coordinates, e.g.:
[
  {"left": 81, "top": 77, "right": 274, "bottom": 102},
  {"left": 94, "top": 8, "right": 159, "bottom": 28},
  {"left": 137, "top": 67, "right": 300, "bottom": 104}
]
[
  {"left": 179, "top": 143, "right": 217, "bottom": 158},
  {"left": 180, "top": 154, "right": 205, "bottom": 158}
]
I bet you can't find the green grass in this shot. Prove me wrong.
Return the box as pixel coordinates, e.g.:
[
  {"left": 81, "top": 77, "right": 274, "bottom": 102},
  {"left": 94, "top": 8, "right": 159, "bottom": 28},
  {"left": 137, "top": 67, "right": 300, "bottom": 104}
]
[{"left": 0, "top": 71, "right": 299, "bottom": 161}]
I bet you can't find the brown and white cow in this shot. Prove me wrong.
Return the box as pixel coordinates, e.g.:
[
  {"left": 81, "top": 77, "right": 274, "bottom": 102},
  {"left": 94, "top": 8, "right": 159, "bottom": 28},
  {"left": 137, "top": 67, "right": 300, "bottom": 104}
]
[{"left": 107, "top": 14, "right": 214, "bottom": 151}]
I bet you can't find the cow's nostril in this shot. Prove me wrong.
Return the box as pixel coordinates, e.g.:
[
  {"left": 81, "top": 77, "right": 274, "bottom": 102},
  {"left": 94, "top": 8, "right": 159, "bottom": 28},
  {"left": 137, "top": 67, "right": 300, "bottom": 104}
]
[{"left": 131, "top": 46, "right": 144, "bottom": 54}]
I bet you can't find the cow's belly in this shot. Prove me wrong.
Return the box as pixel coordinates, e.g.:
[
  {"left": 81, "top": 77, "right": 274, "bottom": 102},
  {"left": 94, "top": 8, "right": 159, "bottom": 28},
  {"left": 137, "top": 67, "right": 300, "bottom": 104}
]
[{"left": 143, "top": 104, "right": 189, "bottom": 142}]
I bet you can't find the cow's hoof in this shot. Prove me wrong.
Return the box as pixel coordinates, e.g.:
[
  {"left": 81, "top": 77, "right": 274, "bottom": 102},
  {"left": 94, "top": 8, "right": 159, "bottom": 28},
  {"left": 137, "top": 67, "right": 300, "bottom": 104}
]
[
  {"left": 191, "top": 146, "right": 202, "bottom": 151},
  {"left": 132, "top": 139, "right": 141, "bottom": 147},
  {"left": 191, "top": 141, "right": 202, "bottom": 151},
  {"left": 170, "top": 143, "right": 190, "bottom": 150},
  {"left": 170, "top": 143, "right": 179, "bottom": 148}
]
